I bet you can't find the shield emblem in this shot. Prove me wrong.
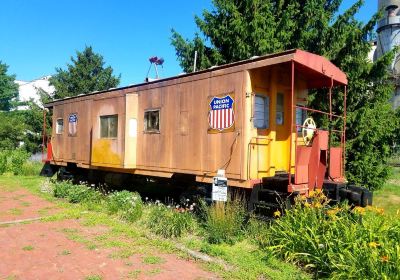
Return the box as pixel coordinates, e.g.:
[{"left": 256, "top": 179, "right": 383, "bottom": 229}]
[
  {"left": 68, "top": 113, "right": 78, "bottom": 136},
  {"left": 208, "top": 95, "right": 235, "bottom": 131}
]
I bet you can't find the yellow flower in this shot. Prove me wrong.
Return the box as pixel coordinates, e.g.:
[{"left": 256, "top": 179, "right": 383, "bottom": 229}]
[
  {"left": 313, "top": 202, "right": 323, "bottom": 209},
  {"left": 304, "top": 202, "right": 311, "bottom": 208},
  {"left": 354, "top": 206, "right": 366, "bottom": 215},
  {"left": 308, "top": 190, "right": 315, "bottom": 198},
  {"left": 273, "top": 210, "right": 281, "bottom": 218},
  {"left": 326, "top": 208, "right": 339, "bottom": 216},
  {"left": 380, "top": 255, "right": 389, "bottom": 263},
  {"left": 368, "top": 242, "right": 380, "bottom": 249}
]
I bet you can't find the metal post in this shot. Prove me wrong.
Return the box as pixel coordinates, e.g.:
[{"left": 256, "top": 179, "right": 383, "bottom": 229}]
[
  {"left": 42, "top": 110, "right": 46, "bottom": 162},
  {"left": 343, "top": 86, "right": 347, "bottom": 179},
  {"left": 193, "top": 51, "right": 198, "bottom": 73},
  {"left": 288, "top": 60, "right": 295, "bottom": 189}
]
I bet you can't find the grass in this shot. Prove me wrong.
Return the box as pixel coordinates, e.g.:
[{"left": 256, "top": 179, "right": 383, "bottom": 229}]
[
  {"left": 142, "top": 255, "right": 165, "bottom": 265},
  {"left": 59, "top": 249, "right": 71, "bottom": 255},
  {"left": 22, "top": 245, "right": 34, "bottom": 251},
  {"left": 84, "top": 275, "right": 102, "bottom": 280},
  {"left": 374, "top": 167, "right": 400, "bottom": 216}
]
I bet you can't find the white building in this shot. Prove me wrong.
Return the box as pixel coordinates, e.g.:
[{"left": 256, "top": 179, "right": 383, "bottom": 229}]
[{"left": 15, "top": 75, "right": 55, "bottom": 109}]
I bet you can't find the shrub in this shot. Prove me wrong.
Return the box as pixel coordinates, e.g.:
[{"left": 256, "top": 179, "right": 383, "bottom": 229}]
[
  {"left": 53, "top": 180, "right": 73, "bottom": 198},
  {"left": 20, "top": 161, "right": 43, "bottom": 176},
  {"left": 261, "top": 191, "right": 400, "bottom": 279},
  {"left": 9, "top": 149, "right": 29, "bottom": 175},
  {"left": 53, "top": 181, "right": 104, "bottom": 206},
  {"left": 0, "top": 150, "right": 8, "bottom": 174},
  {"left": 107, "top": 190, "right": 143, "bottom": 222},
  {"left": 201, "top": 199, "right": 247, "bottom": 244},
  {"left": 147, "top": 204, "right": 196, "bottom": 238}
]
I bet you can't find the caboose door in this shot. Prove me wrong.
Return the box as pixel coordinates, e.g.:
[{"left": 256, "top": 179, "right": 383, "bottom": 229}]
[{"left": 273, "top": 90, "right": 291, "bottom": 172}]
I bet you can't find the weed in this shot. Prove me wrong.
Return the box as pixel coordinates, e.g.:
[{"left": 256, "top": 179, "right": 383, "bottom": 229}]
[
  {"left": 142, "top": 255, "right": 165, "bottom": 265},
  {"left": 20, "top": 161, "right": 43, "bottom": 176},
  {"left": 147, "top": 204, "right": 196, "bottom": 238},
  {"left": 146, "top": 268, "right": 162, "bottom": 276},
  {"left": 22, "top": 245, "right": 34, "bottom": 251},
  {"left": 84, "top": 275, "right": 102, "bottom": 280},
  {"left": 60, "top": 250, "right": 71, "bottom": 255},
  {"left": 201, "top": 199, "right": 246, "bottom": 244},
  {"left": 8, "top": 208, "right": 23, "bottom": 215},
  {"left": 127, "top": 269, "right": 141, "bottom": 279},
  {"left": 106, "top": 190, "right": 143, "bottom": 222}
]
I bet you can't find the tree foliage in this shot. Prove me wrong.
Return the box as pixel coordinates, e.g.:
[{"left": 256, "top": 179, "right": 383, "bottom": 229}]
[
  {"left": 171, "top": 0, "right": 396, "bottom": 190},
  {"left": 50, "top": 46, "right": 120, "bottom": 99},
  {"left": 0, "top": 62, "right": 18, "bottom": 111}
]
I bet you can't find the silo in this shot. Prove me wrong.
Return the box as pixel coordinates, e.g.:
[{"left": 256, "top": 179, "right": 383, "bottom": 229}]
[{"left": 376, "top": 0, "right": 400, "bottom": 108}]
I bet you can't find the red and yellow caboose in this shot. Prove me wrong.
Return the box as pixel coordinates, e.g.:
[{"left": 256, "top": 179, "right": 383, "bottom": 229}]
[{"left": 42, "top": 49, "right": 372, "bottom": 208}]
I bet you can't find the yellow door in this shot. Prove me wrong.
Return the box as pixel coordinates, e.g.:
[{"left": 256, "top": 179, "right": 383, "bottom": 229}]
[{"left": 273, "top": 91, "right": 291, "bottom": 172}]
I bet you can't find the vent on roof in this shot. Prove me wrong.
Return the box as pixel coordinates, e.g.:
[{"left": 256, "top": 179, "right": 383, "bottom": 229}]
[{"left": 145, "top": 56, "right": 164, "bottom": 82}]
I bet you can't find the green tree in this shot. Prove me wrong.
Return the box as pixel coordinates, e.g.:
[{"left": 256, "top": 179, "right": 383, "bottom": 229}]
[
  {"left": 0, "top": 112, "right": 25, "bottom": 150},
  {"left": 171, "top": 0, "right": 396, "bottom": 190},
  {"left": 50, "top": 46, "right": 120, "bottom": 99},
  {"left": 0, "top": 62, "right": 18, "bottom": 111}
]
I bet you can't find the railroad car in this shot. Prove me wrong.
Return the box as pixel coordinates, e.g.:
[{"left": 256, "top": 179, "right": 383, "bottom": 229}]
[{"left": 41, "top": 49, "right": 372, "bottom": 210}]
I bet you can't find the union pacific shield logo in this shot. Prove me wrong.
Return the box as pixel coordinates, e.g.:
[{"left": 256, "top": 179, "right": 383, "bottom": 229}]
[{"left": 208, "top": 95, "right": 235, "bottom": 131}]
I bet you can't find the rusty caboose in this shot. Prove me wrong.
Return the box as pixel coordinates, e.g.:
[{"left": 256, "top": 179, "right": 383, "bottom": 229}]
[{"left": 42, "top": 49, "right": 372, "bottom": 208}]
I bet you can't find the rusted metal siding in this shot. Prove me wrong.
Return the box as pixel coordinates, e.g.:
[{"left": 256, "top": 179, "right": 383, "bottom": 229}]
[
  {"left": 135, "top": 71, "right": 244, "bottom": 180},
  {"left": 51, "top": 99, "right": 92, "bottom": 165}
]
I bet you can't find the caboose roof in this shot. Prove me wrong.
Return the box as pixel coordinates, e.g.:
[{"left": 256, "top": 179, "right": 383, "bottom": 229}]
[{"left": 45, "top": 49, "right": 347, "bottom": 108}]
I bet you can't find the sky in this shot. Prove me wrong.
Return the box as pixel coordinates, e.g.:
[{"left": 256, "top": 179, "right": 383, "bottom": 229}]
[{"left": 0, "top": 0, "right": 376, "bottom": 87}]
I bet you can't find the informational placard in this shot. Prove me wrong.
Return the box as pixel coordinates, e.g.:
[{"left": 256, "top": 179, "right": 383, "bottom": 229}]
[
  {"left": 68, "top": 113, "right": 78, "bottom": 136},
  {"left": 212, "top": 176, "right": 228, "bottom": 202}
]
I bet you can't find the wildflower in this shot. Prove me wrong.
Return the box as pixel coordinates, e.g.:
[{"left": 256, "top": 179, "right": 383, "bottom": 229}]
[
  {"left": 380, "top": 255, "right": 389, "bottom": 263},
  {"left": 354, "top": 206, "right": 365, "bottom": 215},
  {"left": 313, "top": 202, "right": 323, "bottom": 209},
  {"left": 326, "top": 208, "right": 339, "bottom": 216},
  {"left": 273, "top": 210, "right": 281, "bottom": 218},
  {"left": 368, "top": 242, "right": 380, "bottom": 249},
  {"left": 304, "top": 202, "right": 311, "bottom": 208},
  {"left": 308, "top": 190, "right": 315, "bottom": 198}
]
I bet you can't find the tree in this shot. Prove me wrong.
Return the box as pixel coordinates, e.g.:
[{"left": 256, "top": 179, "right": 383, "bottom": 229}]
[
  {"left": 0, "top": 62, "right": 18, "bottom": 111},
  {"left": 171, "top": 0, "right": 396, "bottom": 190},
  {"left": 50, "top": 46, "right": 120, "bottom": 99}
]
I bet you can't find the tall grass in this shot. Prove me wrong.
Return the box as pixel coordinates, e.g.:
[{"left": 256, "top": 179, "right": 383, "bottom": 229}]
[
  {"left": 260, "top": 190, "right": 400, "bottom": 279},
  {"left": 147, "top": 204, "right": 196, "bottom": 238},
  {"left": 201, "top": 199, "right": 247, "bottom": 244},
  {"left": 107, "top": 190, "right": 143, "bottom": 222}
]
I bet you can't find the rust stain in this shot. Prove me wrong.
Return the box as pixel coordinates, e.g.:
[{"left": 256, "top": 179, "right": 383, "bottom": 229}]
[{"left": 91, "top": 139, "right": 121, "bottom": 166}]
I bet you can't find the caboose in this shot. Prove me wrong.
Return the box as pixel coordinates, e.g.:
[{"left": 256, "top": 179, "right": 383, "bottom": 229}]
[{"left": 42, "top": 49, "right": 372, "bottom": 209}]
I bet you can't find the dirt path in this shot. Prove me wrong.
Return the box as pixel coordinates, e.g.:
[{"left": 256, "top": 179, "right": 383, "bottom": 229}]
[{"left": 0, "top": 187, "right": 217, "bottom": 280}]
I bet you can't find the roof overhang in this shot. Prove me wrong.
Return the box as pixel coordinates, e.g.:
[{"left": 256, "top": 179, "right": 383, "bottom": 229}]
[{"left": 44, "top": 49, "right": 347, "bottom": 108}]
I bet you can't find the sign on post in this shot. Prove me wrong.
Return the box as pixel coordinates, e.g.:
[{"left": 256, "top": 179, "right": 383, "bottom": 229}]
[{"left": 212, "top": 176, "right": 228, "bottom": 202}]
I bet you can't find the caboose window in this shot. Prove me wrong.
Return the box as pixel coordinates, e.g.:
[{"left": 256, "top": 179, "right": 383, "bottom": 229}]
[
  {"left": 276, "top": 93, "right": 284, "bottom": 125},
  {"left": 56, "top": 118, "right": 64, "bottom": 134},
  {"left": 100, "top": 115, "right": 118, "bottom": 138},
  {"left": 144, "top": 110, "right": 160, "bottom": 133},
  {"left": 253, "top": 95, "right": 269, "bottom": 129}
]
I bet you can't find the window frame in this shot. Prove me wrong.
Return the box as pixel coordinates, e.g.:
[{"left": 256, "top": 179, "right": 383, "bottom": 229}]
[
  {"left": 99, "top": 114, "right": 118, "bottom": 139},
  {"left": 56, "top": 118, "right": 64, "bottom": 135},
  {"left": 144, "top": 109, "right": 161, "bottom": 134},
  {"left": 253, "top": 94, "right": 270, "bottom": 129}
]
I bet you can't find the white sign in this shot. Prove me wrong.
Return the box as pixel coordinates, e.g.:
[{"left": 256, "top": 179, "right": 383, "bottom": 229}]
[{"left": 212, "top": 176, "right": 228, "bottom": 202}]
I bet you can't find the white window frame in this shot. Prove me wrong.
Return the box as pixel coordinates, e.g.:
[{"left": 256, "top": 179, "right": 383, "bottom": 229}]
[
  {"left": 253, "top": 94, "right": 270, "bottom": 129},
  {"left": 56, "top": 118, "right": 64, "bottom": 134}
]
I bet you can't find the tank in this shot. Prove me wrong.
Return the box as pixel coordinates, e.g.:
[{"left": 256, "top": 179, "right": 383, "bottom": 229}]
[{"left": 376, "top": 0, "right": 400, "bottom": 108}]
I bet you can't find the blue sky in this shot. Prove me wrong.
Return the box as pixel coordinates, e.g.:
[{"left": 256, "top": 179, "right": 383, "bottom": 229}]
[{"left": 0, "top": 0, "right": 375, "bottom": 87}]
